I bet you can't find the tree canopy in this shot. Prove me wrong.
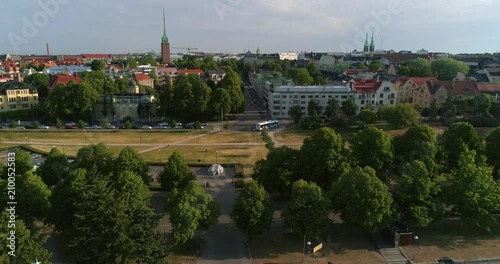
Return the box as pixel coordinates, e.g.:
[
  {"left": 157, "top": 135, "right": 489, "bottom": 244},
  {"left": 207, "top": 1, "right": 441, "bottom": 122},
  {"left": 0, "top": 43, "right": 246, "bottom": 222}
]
[
  {"left": 158, "top": 152, "right": 196, "bottom": 191},
  {"left": 431, "top": 58, "right": 469, "bottom": 80},
  {"left": 439, "top": 122, "right": 485, "bottom": 170},
  {"left": 293, "top": 68, "right": 314, "bottom": 85},
  {"left": 379, "top": 104, "right": 420, "bottom": 128},
  {"left": 114, "top": 147, "right": 151, "bottom": 184},
  {"left": 37, "top": 147, "right": 69, "bottom": 186},
  {"left": 486, "top": 127, "right": 500, "bottom": 180}
]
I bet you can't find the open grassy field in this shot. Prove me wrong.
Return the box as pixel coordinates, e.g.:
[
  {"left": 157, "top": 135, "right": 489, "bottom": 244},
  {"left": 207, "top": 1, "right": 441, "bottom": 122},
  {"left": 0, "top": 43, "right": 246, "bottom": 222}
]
[
  {"left": 401, "top": 218, "right": 500, "bottom": 262},
  {"left": 141, "top": 145, "right": 268, "bottom": 166},
  {"left": 184, "top": 131, "right": 263, "bottom": 144},
  {"left": 0, "top": 129, "right": 201, "bottom": 144}
]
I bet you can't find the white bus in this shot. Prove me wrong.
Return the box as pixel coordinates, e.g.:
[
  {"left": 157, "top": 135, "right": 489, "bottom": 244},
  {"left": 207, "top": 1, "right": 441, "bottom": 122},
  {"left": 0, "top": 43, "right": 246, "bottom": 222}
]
[{"left": 255, "top": 120, "right": 279, "bottom": 131}]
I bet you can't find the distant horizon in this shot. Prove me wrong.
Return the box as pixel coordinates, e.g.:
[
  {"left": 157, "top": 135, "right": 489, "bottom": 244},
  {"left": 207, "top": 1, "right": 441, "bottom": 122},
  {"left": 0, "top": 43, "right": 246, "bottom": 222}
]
[{"left": 2, "top": 1, "right": 499, "bottom": 55}]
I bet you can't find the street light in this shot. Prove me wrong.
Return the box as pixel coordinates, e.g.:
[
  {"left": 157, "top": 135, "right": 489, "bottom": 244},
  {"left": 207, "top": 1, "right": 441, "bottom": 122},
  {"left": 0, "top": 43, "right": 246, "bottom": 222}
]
[
  {"left": 158, "top": 149, "right": 161, "bottom": 163},
  {"left": 413, "top": 236, "right": 419, "bottom": 261},
  {"left": 307, "top": 241, "right": 311, "bottom": 255}
]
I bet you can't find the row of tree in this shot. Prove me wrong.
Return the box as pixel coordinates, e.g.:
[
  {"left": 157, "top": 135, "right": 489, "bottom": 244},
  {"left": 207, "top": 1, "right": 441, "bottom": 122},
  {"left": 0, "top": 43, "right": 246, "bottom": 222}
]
[
  {"left": 251, "top": 124, "right": 500, "bottom": 237},
  {"left": 397, "top": 57, "right": 470, "bottom": 80}
]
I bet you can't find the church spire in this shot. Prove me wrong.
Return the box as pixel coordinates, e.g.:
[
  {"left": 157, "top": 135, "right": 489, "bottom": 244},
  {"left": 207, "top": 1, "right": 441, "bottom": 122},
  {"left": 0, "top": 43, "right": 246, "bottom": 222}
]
[
  {"left": 370, "top": 32, "right": 375, "bottom": 52},
  {"left": 364, "top": 33, "right": 369, "bottom": 52},
  {"left": 161, "top": 8, "right": 169, "bottom": 44}
]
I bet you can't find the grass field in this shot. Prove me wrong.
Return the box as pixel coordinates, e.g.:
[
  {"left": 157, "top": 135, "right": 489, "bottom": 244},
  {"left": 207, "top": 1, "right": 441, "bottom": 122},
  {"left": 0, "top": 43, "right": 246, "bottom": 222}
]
[
  {"left": 141, "top": 145, "right": 268, "bottom": 166},
  {"left": 184, "top": 131, "right": 263, "bottom": 144},
  {"left": 30, "top": 145, "right": 151, "bottom": 157},
  {"left": 0, "top": 129, "right": 201, "bottom": 144}
]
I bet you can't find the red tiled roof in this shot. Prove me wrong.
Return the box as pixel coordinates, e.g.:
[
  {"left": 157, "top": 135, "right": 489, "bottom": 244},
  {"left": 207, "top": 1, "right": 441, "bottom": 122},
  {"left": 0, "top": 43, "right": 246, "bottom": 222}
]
[
  {"left": 478, "top": 83, "right": 500, "bottom": 93},
  {"left": 84, "top": 54, "right": 110, "bottom": 59},
  {"left": 58, "top": 59, "right": 85, "bottom": 65},
  {"left": 380, "top": 54, "right": 429, "bottom": 62},
  {"left": 48, "top": 74, "right": 82, "bottom": 87},
  {"left": 410, "top": 77, "right": 437, "bottom": 87},
  {"left": 427, "top": 80, "right": 479, "bottom": 96},
  {"left": 178, "top": 69, "right": 205, "bottom": 75},
  {"left": 103, "top": 64, "right": 123, "bottom": 70},
  {"left": 134, "top": 73, "right": 153, "bottom": 81},
  {"left": 354, "top": 79, "right": 383, "bottom": 94}
]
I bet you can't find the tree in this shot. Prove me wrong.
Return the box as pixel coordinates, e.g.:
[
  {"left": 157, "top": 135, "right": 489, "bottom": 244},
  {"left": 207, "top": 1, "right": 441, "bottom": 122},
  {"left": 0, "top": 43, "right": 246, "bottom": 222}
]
[
  {"left": 127, "top": 57, "right": 138, "bottom": 67},
  {"left": 324, "top": 98, "right": 341, "bottom": 122},
  {"left": 465, "top": 93, "right": 494, "bottom": 116},
  {"left": 166, "top": 180, "right": 220, "bottom": 245},
  {"left": 440, "top": 97, "right": 457, "bottom": 124},
  {"left": 77, "top": 119, "right": 86, "bottom": 129},
  {"left": 281, "top": 180, "right": 330, "bottom": 238},
  {"left": 24, "top": 73, "right": 50, "bottom": 98},
  {"left": 306, "top": 63, "right": 319, "bottom": 78},
  {"left": 299, "top": 128, "right": 350, "bottom": 189},
  {"left": 341, "top": 99, "right": 358, "bottom": 117},
  {"left": 231, "top": 181, "right": 273, "bottom": 240},
  {"left": 379, "top": 104, "right": 420, "bottom": 128},
  {"left": 253, "top": 146, "right": 300, "bottom": 196},
  {"left": 431, "top": 58, "right": 469, "bottom": 81},
  {"left": 330, "top": 167, "right": 393, "bottom": 232},
  {"left": 0, "top": 211, "right": 52, "bottom": 263},
  {"left": 158, "top": 152, "right": 196, "bottom": 191},
  {"left": 429, "top": 100, "right": 438, "bottom": 120},
  {"left": 13, "top": 149, "right": 32, "bottom": 176},
  {"left": 293, "top": 68, "right": 314, "bottom": 85},
  {"left": 394, "top": 161, "right": 442, "bottom": 227},
  {"left": 404, "top": 58, "right": 432, "bottom": 77},
  {"left": 307, "top": 99, "right": 322, "bottom": 117},
  {"left": 138, "top": 54, "right": 159, "bottom": 66},
  {"left": 90, "top": 60, "right": 106, "bottom": 71},
  {"left": 357, "top": 63, "right": 367, "bottom": 70},
  {"left": 12, "top": 171, "right": 51, "bottom": 227},
  {"left": 74, "top": 144, "right": 115, "bottom": 176},
  {"left": 485, "top": 127, "right": 500, "bottom": 180},
  {"left": 56, "top": 118, "right": 64, "bottom": 128},
  {"left": 397, "top": 66, "right": 411, "bottom": 76},
  {"left": 392, "top": 124, "right": 438, "bottom": 173},
  {"left": 445, "top": 150, "right": 500, "bottom": 232},
  {"left": 115, "top": 147, "right": 151, "bottom": 184},
  {"left": 440, "top": 122, "right": 485, "bottom": 170},
  {"left": 358, "top": 109, "right": 378, "bottom": 124},
  {"left": 369, "top": 60, "right": 385, "bottom": 71},
  {"left": 289, "top": 105, "right": 302, "bottom": 124},
  {"left": 349, "top": 127, "right": 393, "bottom": 181}
]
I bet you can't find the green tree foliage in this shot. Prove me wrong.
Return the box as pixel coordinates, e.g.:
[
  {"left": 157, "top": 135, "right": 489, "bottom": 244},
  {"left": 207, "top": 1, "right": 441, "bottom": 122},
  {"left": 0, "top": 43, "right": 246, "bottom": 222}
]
[
  {"left": 392, "top": 124, "right": 438, "bottom": 173},
  {"left": 485, "top": 127, "right": 500, "bottom": 180},
  {"left": 440, "top": 97, "right": 457, "bottom": 124},
  {"left": 330, "top": 167, "right": 393, "bottom": 232},
  {"left": 15, "top": 171, "right": 51, "bottom": 227},
  {"left": 379, "top": 104, "right": 420, "bottom": 128},
  {"left": 260, "top": 130, "right": 275, "bottom": 150},
  {"left": 368, "top": 60, "right": 385, "bottom": 71},
  {"left": 324, "top": 98, "right": 342, "bottom": 123},
  {"left": 158, "top": 152, "right": 196, "bottom": 191},
  {"left": 231, "top": 181, "right": 273, "bottom": 240},
  {"left": 90, "top": 60, "right": 106, "bottom": 71},
  {"left": 44, "top": 80, "right": 100, "bottom": 120},
  {"left": 0, "top": 211, "right": 52, "bottom": 263},
  {"left": 77, "top": 119, "right": 86, "bottom": 129},
  {"left": 115, "top": 77, "right": 130, "bottom": 93},
  {"left": 357, "top": 63, "right": 367, "bottom": 70},
  {"left": 341, "top": 99, "right": 358, "bottom": 117},
  {"left": 397, "top": 66, "right": 411, "bottom": 76},
  {"left": 289, "top": 105, "right": 303, "bottom": 124},
  {"left": 299, "top": 128, "right": 350, "bottom": 189},
  {"left": 349, "top": 127, "right": 393, "bottom": 181},
  {"left": 157, "top": 82, "right": 175, "bottom": 117},
  {"left": 138, "top": 54, "right": 159, "bottom": 66},
  {"left": 127, "top": 57, "right": 138, "bottom": 67},
  {"left": 431, "top": 58, "right": 469, "bottom": 81},
  {"left": 219, "top": 68, "right": 245, "bottom": 115},
  {"left": 307, "top": 99, "right": 322, "bottom": 117},
  {"left": 166, "top": 180, "right": 220, "bottom": 245},
  {"left": 429, "top": 100, "right": 438, "bottom": 120},
  {"left": 13, "top": 149, "right": 32, "bottom": 176},
  {"left": 115, "top": 147, "right": 151, "bottom": 184},
  {"left": 24, "top": 73, "right": 50, "bottom": 97},
  {"left": 464, "top": 93, "right": 494, "bottom": 116},
  {"left": 253, "top": 146, "right": 300, "bottom": 196},
  {"left": 74, "top": 144, "right": 115, "bottom": 176},
  {"left": 400, "top": 58, "right": 432, "bottom": 77},
  {"left": 293, "top": 68, "right": 314, "bottom": 85},
  {"left": 358, "top": 109, "right": 378, "bottom": 124},
  {"left": 281, "top": 180, "right": 330, "bottom": 238},
  {"left": 445, "top": 150, "right": 500, "bottom": 232},
  {"left": 189, "top": 74, "right": 212, "bottom": 120},
  {"left": 394, "top": 161, "right": 442, "bottom": 227},
  {"left": 440, "top": 122, "right": 485, "bottom": 170}
]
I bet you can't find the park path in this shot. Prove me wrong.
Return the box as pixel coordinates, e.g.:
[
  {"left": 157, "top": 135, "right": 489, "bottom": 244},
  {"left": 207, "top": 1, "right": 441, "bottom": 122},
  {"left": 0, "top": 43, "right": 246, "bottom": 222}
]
[{"left": 196, "top": 173, "right": 251, "bottom": 264}]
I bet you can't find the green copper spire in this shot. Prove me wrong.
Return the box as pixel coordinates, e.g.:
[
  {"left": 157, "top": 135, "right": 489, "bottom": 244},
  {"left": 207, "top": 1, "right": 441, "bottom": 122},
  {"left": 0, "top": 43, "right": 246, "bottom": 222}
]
[{"left": 162, "top": 8, "right": 169, "bottom": 44}]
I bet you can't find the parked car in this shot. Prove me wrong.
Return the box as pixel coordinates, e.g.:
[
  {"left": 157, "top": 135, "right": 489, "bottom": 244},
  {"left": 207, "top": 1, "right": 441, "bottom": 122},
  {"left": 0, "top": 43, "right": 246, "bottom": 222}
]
[
  {"left": 90, "top": 125, "right": 102, "bottom": 129},
  {"left": 39, "top": 125, "right": 49, "bottom": 129},
  {"left": 65, "top": 125, "right": 77, "bottom": 129},
  {"left": 141, "top": 125, "right": 152, "bottom": 129},
  {"left": 157, "top": 122, "right": 169, "bottom": 127},
  {"left": 106, "top": 125, "right": 115, "bottom": 129}
]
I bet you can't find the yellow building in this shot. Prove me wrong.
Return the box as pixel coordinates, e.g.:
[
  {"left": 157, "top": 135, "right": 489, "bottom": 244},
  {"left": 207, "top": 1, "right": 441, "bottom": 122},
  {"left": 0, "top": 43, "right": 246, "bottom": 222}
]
[{"left": 0, "top": 81, "right": 38, "bottom": 112}]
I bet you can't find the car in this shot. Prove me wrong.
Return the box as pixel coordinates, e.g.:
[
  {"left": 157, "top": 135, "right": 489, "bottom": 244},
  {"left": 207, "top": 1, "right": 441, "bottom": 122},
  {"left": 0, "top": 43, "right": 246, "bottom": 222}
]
[
  {"left": 141, "top": 125, "right": 152, "bottom": 129},
  {"left": 157, "top": 122, "right": 169, "bottom": 127},
  {"left": 38, "top": 125, "right": 49, "bottom": 129},
  {"left": 65, "top": 122, "right": 76, "bottom": 126},
  {"left": 65, "top": 125, "right": 77, "bottom": 129},
  {"left": 201, "top": 122, "right": 208, "bottom": 126},
  {"left": 155, "top": 125, "right": 168, "bottom": 129},
  {"left": 90, "top": 125, "right": 102, "bottom": 129},
  {"left": 106, "top": 125, "right": 115, "bottom": 129}
]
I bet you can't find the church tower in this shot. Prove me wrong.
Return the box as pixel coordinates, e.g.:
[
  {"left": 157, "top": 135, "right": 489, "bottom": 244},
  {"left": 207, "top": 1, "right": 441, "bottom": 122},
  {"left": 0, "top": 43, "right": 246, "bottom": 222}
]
[
  {"left": 369, "top": 33, "right": 375, "bottom": 52},
  {"left": 363, "top": 33, "right": 369, "bottom": 53},
  {"left": 161, "top": 8, "right": 171, "bottom": 64}
]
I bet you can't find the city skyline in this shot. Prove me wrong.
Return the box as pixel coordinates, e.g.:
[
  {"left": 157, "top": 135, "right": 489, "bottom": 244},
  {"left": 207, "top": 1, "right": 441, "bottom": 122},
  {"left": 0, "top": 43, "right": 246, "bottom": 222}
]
[{"left": 1, "top": 0, "right": 499, "bottom": 55}]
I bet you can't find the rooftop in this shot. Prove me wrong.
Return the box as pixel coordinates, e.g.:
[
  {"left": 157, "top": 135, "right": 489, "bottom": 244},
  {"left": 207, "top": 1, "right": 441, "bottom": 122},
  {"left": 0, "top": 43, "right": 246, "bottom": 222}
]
[{"left": 274, "top": 84, "right": 353, "bottom": 93}]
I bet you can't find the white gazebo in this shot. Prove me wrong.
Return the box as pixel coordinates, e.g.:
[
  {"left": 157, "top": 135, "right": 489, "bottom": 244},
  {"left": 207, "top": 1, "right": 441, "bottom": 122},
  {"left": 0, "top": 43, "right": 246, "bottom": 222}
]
[{"left": 208, "top": 164, "right": 224, "bottom": 176}]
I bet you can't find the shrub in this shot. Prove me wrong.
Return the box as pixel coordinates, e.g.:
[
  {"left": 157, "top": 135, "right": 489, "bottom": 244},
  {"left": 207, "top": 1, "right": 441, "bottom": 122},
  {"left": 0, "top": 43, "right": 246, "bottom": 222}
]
[
  {"left": 468, "top": 115, "right": 499, "bottom": 127},
  {"left": 358, "top": 109, "right": 378, "bottom": 124},
  {"left": 56, "top": 118, "right": 64, "bottom": 129}
]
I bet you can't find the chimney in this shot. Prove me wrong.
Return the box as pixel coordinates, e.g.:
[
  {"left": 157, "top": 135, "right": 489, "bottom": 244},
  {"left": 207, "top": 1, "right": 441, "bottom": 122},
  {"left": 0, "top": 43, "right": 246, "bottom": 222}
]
[{"left": 46, "top": 43, "right": 50, "bottom": 56}]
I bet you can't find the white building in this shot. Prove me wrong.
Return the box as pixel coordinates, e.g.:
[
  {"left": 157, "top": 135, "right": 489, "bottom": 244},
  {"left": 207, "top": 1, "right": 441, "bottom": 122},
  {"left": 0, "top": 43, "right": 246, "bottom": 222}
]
[
  {"left": 279, "top": 52, "right": 299, "bottom": 60},
  {"left": 43, "top": 65, "right": 91, "bottom": 75},
  {"left": 268, "top": 80, "right": 397, "bottom": 119}
]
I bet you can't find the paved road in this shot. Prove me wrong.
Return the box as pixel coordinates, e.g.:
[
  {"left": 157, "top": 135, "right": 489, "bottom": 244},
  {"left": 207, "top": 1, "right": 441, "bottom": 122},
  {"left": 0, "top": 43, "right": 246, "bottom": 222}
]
[{"left": 196, "top": 173, "right": 251, "bottom": 264}]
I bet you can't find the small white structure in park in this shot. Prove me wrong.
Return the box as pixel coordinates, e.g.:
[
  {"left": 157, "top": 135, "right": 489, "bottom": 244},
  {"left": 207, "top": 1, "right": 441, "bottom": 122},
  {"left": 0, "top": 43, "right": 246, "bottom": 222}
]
[{"left": 208, "top": 164, "right": 224, "bottom": 176}]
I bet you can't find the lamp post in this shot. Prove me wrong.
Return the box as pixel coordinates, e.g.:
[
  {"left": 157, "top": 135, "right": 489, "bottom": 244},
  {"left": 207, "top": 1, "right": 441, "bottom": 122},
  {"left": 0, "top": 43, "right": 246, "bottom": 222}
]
[
  {"left": 25, "top": 137, "right": 29, "bottom": 145},
  {"left": 302, "top": 235, "right": 306, "bottom": 263},
  {"left": 413, "top": 236, "right": 419, "bottom": 261},
  {"left": 307, "top": 241, "right": 311, "bottom": 255},
  {"left": 158, "top": 149, "right": 161, "bottom": 163}
]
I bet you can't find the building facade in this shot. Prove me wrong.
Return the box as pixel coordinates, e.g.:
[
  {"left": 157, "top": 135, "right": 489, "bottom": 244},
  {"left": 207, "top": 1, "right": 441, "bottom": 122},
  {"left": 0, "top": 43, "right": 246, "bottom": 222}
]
[{"left": 0, "top": 81, "right": 39, "bottom": 112}]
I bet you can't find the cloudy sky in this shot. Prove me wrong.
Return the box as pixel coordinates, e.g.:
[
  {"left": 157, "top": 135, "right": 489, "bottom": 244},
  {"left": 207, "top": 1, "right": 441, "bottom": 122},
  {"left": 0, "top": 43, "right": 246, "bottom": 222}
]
[{"left": 1, "top": 0, "right": 499, "bottom": 55}]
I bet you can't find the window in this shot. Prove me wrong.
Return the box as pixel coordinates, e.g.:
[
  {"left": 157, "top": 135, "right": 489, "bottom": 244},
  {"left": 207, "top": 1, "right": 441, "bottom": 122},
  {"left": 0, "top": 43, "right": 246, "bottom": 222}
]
[
  {"left": 281, "top": 101, "right": 286, "bottom": 104},
  {"left": 301, "top": 95, "right": 306, "bottom": 98},
  {"left": 379, "top": 100, "right": 384, "bottom": 105},
  {"left": 335, "top": 95, "right": 339, "bottom": 98},
  {"left": 321, "top": 95, "right": 326, "bottom": 98},
  {"left": 308, "top": 95, "right": 313, "bottom": 98},
  {"left": 380, "top": 93, "right": 384, "bottom": 98},
  {"left": 301, "top": 101, "right": 306, "bottom": 105},
  {"left": 9, "top": 105, "right": 16, "bottom": 109},
  {"left": 341, "top": 95, "right": 348, "bottom": 99},
  {"left": 22, "top": 104, "right": 29, "bottom": 108},
  {"left": 361, "top": 100, "right": 365, "bottom": 105},
  {"left": 390, "top": 100, "right": 394, "bottom": 104}
]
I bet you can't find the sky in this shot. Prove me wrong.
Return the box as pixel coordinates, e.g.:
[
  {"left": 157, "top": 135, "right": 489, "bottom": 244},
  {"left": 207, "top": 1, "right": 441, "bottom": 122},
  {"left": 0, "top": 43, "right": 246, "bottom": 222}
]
[{"left": 1, "top": 0, "right": 499, "bottom": 55}]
